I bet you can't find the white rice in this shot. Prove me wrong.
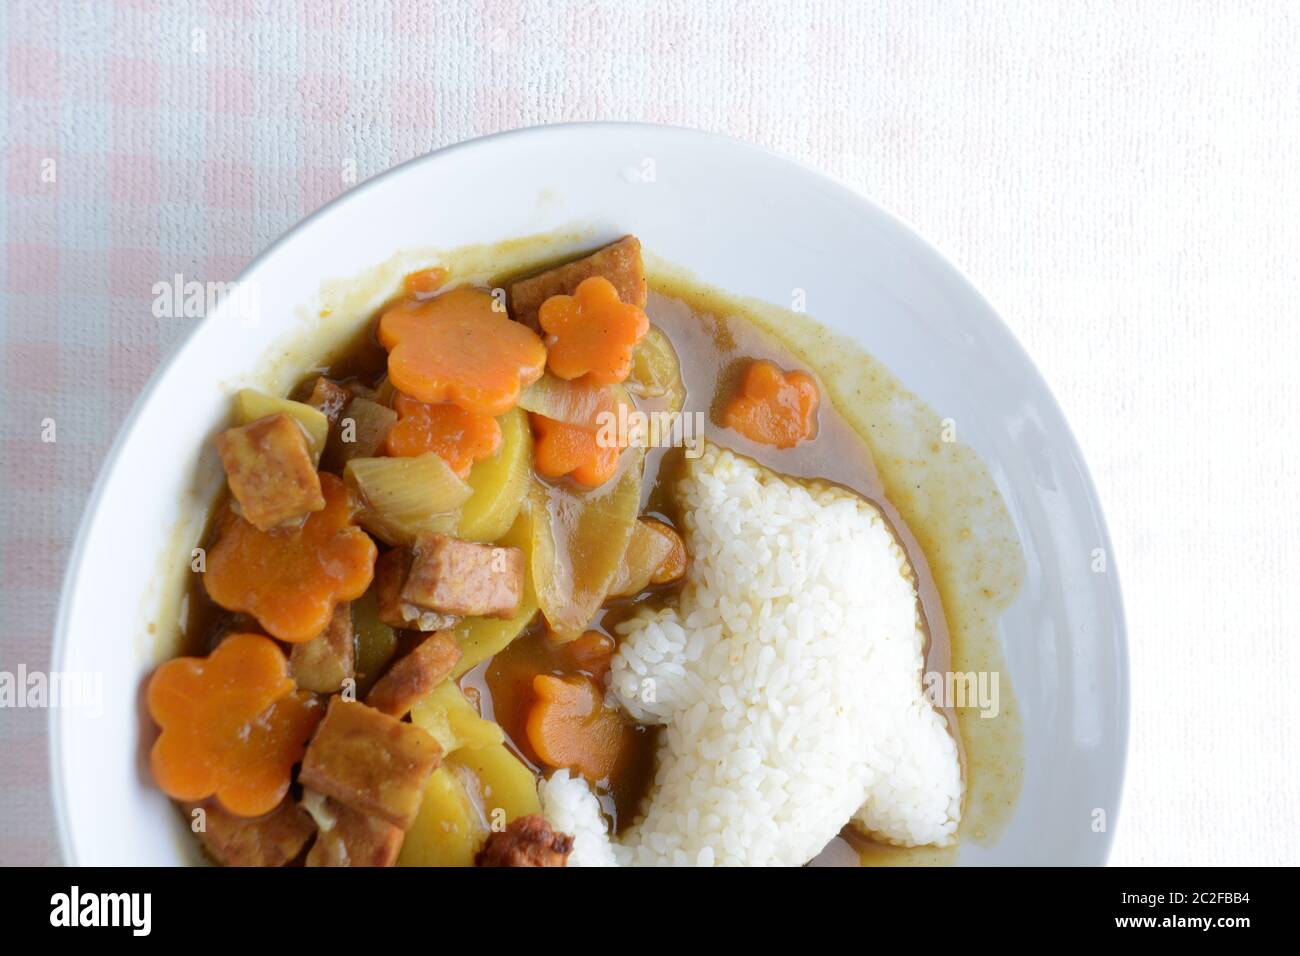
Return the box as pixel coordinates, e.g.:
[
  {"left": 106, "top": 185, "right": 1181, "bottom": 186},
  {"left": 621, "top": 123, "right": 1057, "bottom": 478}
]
[
  {"left": 543, "top": 441, "right": 962, "bottom": 866},
  {"left": 537, "top": 770, "right": 620, "bottom": 867}
]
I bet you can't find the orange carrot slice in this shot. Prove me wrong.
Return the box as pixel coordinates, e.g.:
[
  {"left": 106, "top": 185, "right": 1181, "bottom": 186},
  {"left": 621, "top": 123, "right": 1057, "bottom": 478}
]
[
  {"left": 403, "top": 266, "right": 448, "bottom": 299},
  {"left": 204, "top": 473, "right": 377, "bottom": 643},
  {"left": 548, "top": 629, "right": 616, "bottom": 683},
  {"left": 378, "top": 287, "right": 546, "bottom": 417},
  {"left": 525, "top": 673, "right": 628, "bottom": 782},
  {"left": 538, "top": 276, "right": 649, "bottom": 385},
  {"left": 385, "top": 392, "right": 503, "bottom": 479},
  {"left": 721, "top": 359, "right": 820, "bottom": 449},
  {"left": 530, "top": 412, "right": 620, "bottom": 487},
  {"left": 147, "top": 633, "right": 324, "bottom": 817}
]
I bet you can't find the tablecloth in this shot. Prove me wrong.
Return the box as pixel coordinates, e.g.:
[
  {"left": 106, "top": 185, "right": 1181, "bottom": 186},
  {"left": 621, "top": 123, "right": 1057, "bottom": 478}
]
[{"left": 2, "top": 0, "right": 1297, "bottom": 866}]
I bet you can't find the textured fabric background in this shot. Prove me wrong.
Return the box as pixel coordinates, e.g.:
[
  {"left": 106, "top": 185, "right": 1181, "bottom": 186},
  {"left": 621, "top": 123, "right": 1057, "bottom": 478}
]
[{"left": 1, "top": 0, "right": 1296, "bottom": 866}]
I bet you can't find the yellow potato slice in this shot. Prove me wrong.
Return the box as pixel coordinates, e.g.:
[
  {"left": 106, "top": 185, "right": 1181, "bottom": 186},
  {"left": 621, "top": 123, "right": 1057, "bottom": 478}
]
[{"left": 457, "top": 407, "right": 532, "bottom": 542}]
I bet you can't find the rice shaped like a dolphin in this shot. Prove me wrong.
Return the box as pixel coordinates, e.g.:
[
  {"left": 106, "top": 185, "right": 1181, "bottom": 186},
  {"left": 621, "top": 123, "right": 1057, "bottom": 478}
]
[{"left": 540, "top": 441, "right": 962, "bottom": 866}]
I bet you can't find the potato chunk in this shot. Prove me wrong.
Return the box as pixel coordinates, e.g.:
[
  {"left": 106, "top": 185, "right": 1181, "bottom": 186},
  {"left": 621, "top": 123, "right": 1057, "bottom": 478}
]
[
  {"left": 509, "top": 236, "right": 646, "bottom": 330},
  {"left": 299, "top": 697, "right": 440, "bottom": 829},
  {"left": 302, "top": 790, "right": 404, "bottom": 867},
  {"left": 402, "top": 532, "right": 524, "bottom": 620},
  {"left": 609, "top": 518, "right": 687, "bottom": 597},
  {"left": 396, "top": 766, "right": 485, "bottom": 867},
  {"left": 374, "top": 547, "right": 460, "bottom": 632},
  {"left": 233, "top": 390, "right": 329, "bottom": 464},
  {"left": 215, "top": 413, "right": 324, "bottom": 531},
  {"left": 366, "top": 632, "right": 462, "bottom": 717},
  {"left": 189, "top": 797, "right": 316, "bottom": 868},
  {"left": 289, "top": 602, "right": 355, "bottom": 694}
]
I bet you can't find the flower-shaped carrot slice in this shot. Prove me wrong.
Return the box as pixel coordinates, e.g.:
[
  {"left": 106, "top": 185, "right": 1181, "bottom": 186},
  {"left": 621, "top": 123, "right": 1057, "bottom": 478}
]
[
  {"left": 205, "top": 472, "right": 377, "bottom": 643},
  {"left": 525, "top": 673, "right": 629, "bottom": 782},
  {"left": 147, "top": 633, "right": 324, "bottom": 817},
  {"left": 539, "top": 276, "right": 649, "bottom": 385},
  {"left": 378, "top": 287, "right": 546, "bottom": 417},
  {"left": 721, "top": 359, "right": 820, "bottom": 449},
  {"left": 530, "top": 413, "right": 620, "bottom": 487},
  {"left": 386, "top": 392, "right": 502, "bottom": 479}
]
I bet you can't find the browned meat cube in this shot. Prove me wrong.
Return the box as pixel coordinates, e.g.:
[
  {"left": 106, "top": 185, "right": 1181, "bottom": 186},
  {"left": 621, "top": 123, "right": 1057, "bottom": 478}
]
[
  {"left": 374, "top": 547, "right": 408, "bottom": 626},
  {"left": 366, "top": 632, "right": 461, "bottom": 717},
  {"left": 475, "top": 815, "right": 573, "bottom": 867},
  {"left": 299, "top": 697, "right": 440, "bottom": 829},
  {"left": 374, "top": 547, "right": 460, "bottom": 632},
  {"left": 508, "top": 236, "right": 646, "bottom": 330},
  {"left": 290, "top": 602, "right": 355, "bottom": 694},
  {"left": 301, "top": 790, "right": 404, "bottom": 867},
  {"left": 402, "top": 532, "right": 524, "bottom": 619},
  {"left": 214, "top": 413, "right": 325, "bottom": 531},
  {"left": 306, "top": 376, "right": 352, "bottom": 426},
  {"left": 188, "top": 797, "right": 316, "bottom": 868}
]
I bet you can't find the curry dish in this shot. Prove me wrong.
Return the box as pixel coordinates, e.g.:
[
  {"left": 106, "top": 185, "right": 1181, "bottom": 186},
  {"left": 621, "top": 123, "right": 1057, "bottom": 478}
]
[{"left": 148, "top": 235, "right": 989, "bottom": 867}]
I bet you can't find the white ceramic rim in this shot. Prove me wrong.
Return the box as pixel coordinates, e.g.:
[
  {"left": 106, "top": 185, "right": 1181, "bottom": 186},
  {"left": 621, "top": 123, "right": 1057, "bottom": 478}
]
[{"left": 50, "top": 121, "right": 1129, "bottom": 866}]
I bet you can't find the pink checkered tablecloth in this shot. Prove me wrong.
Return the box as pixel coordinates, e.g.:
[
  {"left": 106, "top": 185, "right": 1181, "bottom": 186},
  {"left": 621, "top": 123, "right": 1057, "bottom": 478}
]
[
  {"left": 3, "top": 1, "right": 1298, "bottom": 866},
  {"left": 7, "top": 0, "right": 920, "bottom": 866}
]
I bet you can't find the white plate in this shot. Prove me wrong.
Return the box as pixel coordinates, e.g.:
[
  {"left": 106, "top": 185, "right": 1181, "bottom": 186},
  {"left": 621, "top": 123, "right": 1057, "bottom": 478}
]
[{"left": 51, "top": 123, "right": 1128, "bottom": 866}]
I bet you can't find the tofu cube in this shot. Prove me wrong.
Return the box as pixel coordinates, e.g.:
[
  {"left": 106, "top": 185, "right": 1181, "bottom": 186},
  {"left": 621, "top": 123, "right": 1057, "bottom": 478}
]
[
  {"left": 302, "top": 790, "right": 404, "bottom": 867},
  {"left": 508, "top": 235, "right": 646, "bottom": 330},
  {"left": 299, "top": 697, "right": 440, "bottom": 829},
  {"left": 290, "top": 602, "right": 356, "bottom": 694},
  {"left": 366, "top": 632, "right": 462, "bottom": 717},
  {"left": 374, "top": 547, "right": 460, "bottom": 632},
  {"left": 189, "top": 798, "right": 316, "bottom": 868},
  {"left": 215, "top": 413, "right": 324, "bottom": 531},
  {"left": 402, "top": 532, "right": 524, "bottom": 620},
  {"left": 306, "top": 376, "right": 352, "bottom": 426}
]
